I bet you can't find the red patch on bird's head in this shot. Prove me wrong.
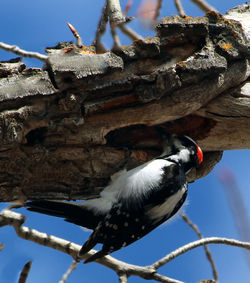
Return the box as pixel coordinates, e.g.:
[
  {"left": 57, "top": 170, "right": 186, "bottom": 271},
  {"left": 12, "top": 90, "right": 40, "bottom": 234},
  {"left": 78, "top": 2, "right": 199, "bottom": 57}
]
[{"left": 196, "top": 145, "right": 203, "bottom": 165}]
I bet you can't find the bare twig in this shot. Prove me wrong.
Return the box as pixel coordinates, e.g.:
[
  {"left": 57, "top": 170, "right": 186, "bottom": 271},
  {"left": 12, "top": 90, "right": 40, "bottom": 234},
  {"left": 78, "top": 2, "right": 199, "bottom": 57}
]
[
  {"left": 118, "top": 25, "right": 144, "bottom": 41},
  {"left": 0, "top": 243, "right": 4, "bottom": 251},
  {"left": 93, "top": 2, "right": 108, "bottom": 52},
  {"left": 18, "top": 261, "right": 32, "bottom": 283},
  {"left": 190, "top": 0, "right": 217, "bottom": 12},
  {"left": 118, "top": 272, "right": 128, "bottom": 283},
  {"left": 181, "top": 213, "right": 218, "bottom": 281},
  {"left": 0, "top": 209, "right": 183, "bottom": 283},
  {"left": 154, "top": 0, "right": 162, "bottom": 20},
  {"left": 1, "top": 209, "right": 249, "bottom": 282},
  {"left": 59, "top": 260, "right": 78, "bottom": 283},
  {"left": 67, "top": 23, "right": 82, "bottom": 48},
  {"left": 174, "top": 0, "right": 185, "bottom": 17},
  {"left": 107, "top": 0, "right": 126, "bottom": 26},
  {"left": 0, "top": 42, "right": 48, "bottom": 62},
  {"left": 111, "top": 27, "right": 121, "bottom": 49},
  {"left": 152, "top": 237, "right": 250, "bottom": 269},
  {"left": 217, "top": 168, "right": 250, "bottom": 267},
  {"left": 124, "top": 0, "right": 133, "bottom": 17}
]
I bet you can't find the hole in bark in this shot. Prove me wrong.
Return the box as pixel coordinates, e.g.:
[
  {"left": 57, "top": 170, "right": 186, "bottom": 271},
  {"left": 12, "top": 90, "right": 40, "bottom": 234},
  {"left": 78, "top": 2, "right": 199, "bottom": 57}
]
[
  {"left": 81, "top": 104, "right": 85, "bottom": 116},
  {"left": 25, "top": 127, "right": 48, "bottom": 145},
  {"left": 63, "top": 77, "right": 73, "bottom": 84},
  {"left": 105, "top": 124, "right": 158, "bottom": 149}
]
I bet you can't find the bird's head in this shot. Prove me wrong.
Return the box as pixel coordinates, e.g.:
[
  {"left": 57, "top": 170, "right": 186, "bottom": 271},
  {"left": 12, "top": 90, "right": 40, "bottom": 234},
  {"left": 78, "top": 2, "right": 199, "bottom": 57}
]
[
  {"left": 170, "top": 134, "right": 203, "bottom": 167},
  {"left": 159, "top": 132, "right": 203, "bottom": 172}
]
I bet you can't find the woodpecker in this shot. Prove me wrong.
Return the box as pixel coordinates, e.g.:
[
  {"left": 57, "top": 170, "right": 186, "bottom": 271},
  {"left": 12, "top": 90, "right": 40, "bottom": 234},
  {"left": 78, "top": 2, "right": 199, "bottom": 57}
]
[{"left": 26, "top": 133, "right": 203, "bottom": 263}]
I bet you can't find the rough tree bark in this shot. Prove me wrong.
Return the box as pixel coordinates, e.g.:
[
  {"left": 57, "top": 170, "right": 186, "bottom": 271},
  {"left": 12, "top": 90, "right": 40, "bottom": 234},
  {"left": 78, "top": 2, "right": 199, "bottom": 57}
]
[{"left": 0, "top": 4, "right": 249, "bottom": 202}]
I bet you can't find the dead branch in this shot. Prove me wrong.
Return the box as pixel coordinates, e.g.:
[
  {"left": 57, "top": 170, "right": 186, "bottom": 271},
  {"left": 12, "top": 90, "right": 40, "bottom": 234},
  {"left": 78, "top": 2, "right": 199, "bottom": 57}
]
[
  {"left": 190, "top": 0, "right": 217, "bottom": 12},
  {"left": 181, "top": 213, "right": 218, "bottom": 281},
  {"left": 59, "top": 260, "right": 78, "bottom": 283},
  {"left": 217, "top": 168, "right": 250, "bottom": 267},
  {"left": 107, "top": 0, "right": 126, "bottom": 26},
  {"left": 93, "top": 1, "right": 108, "bottom": 52},
  {"left": 118, "top": 272, "right": 128, "bottom": 283},
  {"left": 0, "top": 209, "right": 184, "bottom": 283},
  {"left": 0, "top": 4, "right": 249, "bottom": 202},
  {"left": 152, "top": 238, "right": 250, "bottom": 270},
  {"left": 1, "top": 209, "right": 249, "bottom": 282},
  {"left": 18, "top": 261, "right": 32, "bottom": 283},
  {"left": 154, "top": 0, "right": 162, "bottom": 20},
  {"left": 0, "top": 42, "right": 48, "bottom": 62},
  {"left": 174, "top": 0, "right": 185, "bottom": 17},
  {"left": 118, "top": 25, "right": 143, "bottom": 41}
]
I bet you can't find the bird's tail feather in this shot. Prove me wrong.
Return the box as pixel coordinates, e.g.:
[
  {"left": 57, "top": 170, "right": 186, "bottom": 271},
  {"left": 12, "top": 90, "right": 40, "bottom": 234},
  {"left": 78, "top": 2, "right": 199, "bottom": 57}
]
[
  {"left": 79, "top": 236, "right": 98, "bottom": 257},
  {"left": 84, "top": 249, "right": 108, "bottom": 264},
  {"left": 26, "top": 200, "right": 81, "bottom": 218},
  {"left": 26, "top": 200, "right": 104, "bottom": 231}
]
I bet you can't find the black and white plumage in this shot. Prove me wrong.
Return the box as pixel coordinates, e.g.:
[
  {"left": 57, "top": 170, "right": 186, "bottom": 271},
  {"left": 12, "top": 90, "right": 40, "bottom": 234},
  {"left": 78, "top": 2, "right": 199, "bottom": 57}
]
[{"left": 26, "top": 134, "right": 203, "bottom": 263}]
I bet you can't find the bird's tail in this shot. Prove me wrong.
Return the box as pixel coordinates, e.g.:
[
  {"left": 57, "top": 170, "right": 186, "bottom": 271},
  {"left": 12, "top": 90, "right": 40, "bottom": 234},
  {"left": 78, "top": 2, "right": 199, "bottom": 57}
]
[
  {"left": 26, "top": 200, "right": 102, "bottom": 230},
  {"left": 84, "top": 249, "right": 108, "bottom": 264},
  {"left": 26, "top": 200, "right": 82, "bottom": 219}
]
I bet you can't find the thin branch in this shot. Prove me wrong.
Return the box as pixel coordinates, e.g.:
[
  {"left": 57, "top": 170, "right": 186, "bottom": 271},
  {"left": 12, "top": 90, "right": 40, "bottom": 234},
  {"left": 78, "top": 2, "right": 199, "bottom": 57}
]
[
  {"left": 93, "top": 2, "right": 108, "bottom": 52},
  {"left": 152, "top": 237, "right": 250, "bottom": 269},
  {"left": 118, "top": 272, "right": 128, "bottom": 283},
  {"left": 59, "top": 260, "right": 78, "bottom": 283},
  {"left": 123, "top": 0, "right": 133, "bottom": 17},
  {"left": 217, "top": 167, "right": 250, "bottom": 267},
  {"left": 154, "top": 0, "right": 162, "bottom": 20},
  {"left": 107, "top": 0, "right": 126, "bottom": 26},
  {"left": 181, "top": 213, "right": 218, "bottom": 281},
  {"left": 0, "top": 209, "right": 183, "bottom": 283},
  {"left": 117, "top": 0, "right": 143, "bottom": 42},
  {"left": 67, "top": 23, "right": 82, "bottom": 48},
  {"left": 174, "top": 0, "right": 185, "bottom": 17},
  {"left": 1, "top": 209, "right": 250, "bottom": 282},
  {"left": 0, "top": 243, "right": 3, "bottom": 251},
  {"left": 18, "top": 261, "right": 32, "bottom": 283},
  {"left": 0, "top": 42, "right": 48, "bottom": 62},
  {"left": 111, "top": 27, "right": 121, "bottom": 49},
  {"left": 118, "top": 25, "right": 144, "bottom": 41},
  {"left": 190, "top": 0, "right": 217, "bottom": 12}
]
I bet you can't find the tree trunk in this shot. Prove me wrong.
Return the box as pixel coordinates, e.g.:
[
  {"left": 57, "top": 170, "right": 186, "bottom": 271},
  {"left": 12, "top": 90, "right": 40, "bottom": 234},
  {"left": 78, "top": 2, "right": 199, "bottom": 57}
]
[{"left": 0, "top": 4, "right": 249, "bottom": 202}]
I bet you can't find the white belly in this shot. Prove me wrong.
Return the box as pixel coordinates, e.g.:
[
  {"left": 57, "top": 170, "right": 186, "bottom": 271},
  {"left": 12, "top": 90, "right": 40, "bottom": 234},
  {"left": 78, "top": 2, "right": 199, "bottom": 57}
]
[{"left": 147, "top": 184, "right": 187, "bottom": 220}]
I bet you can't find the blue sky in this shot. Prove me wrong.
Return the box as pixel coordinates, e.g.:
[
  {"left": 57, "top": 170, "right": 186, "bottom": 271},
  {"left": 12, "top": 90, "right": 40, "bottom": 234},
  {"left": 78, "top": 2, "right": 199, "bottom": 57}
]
[{"left": 0, "top": 1, "right": 249, "bottom": 283}]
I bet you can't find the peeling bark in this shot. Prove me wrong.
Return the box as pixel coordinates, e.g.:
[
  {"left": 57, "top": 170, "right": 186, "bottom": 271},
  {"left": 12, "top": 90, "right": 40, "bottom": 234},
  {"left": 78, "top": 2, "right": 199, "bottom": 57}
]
[{"left": 0, "top": 4, "right": 249, "bottom": 202}]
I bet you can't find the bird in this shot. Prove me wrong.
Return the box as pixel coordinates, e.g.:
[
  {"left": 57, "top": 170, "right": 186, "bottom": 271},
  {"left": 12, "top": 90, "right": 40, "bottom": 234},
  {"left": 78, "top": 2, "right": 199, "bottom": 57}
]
[{"left": 26, "top": 133, "right": 203, "bottom": 263}]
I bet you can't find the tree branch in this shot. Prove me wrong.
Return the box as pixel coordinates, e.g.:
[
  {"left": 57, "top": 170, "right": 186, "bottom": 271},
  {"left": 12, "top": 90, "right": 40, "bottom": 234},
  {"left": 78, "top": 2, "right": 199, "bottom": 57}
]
[
  {"left": 181, "top": 213, "right": 218, "bottom": 281},
  {"left": 190, "top": 0, "right": 217, "bottom": 12},
  {"left": 118, "top": 25, "right": 143, "bottom": 41},
  {"left": 152, "top": 237, "right": 250, "bottom": 270},
  {"left": 174, "top": 0, "right": 185, "bottom": 17},
  {"left": 1, "top": 209, "right": 249, "bottom": 283},
  {"left": 18, "top": 261, "right": 32, "bottom": 283},
  {"left": 0, "top": 42, "right": 48, "bottom": 62},
  {"left": 118, "top": 272, "right": 128, "bottom": 283},
  {"left": 0, "top": 209, "right": 183, "bottom": 283},
  {"left": 0, "top": 4, "right": 249, "bottom": 202},
  {"left": 59, "top": 260, "right": 78, "bottom": 283},
  {"left": 93, "top": 1, "right": 108, "bottom": 52},
  {"left": 107, "top": 0, "right": 126, "bottom": 26}
]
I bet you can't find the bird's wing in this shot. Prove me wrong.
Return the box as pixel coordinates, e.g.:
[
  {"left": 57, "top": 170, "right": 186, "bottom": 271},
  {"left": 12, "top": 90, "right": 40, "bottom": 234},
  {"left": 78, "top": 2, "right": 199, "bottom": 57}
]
[
  {"left": 26, "top": 200, "right": 106, "bottom": 230},
  {"left": 80, "top": 163, "right": 188, "bottom": 263},
  {"left": 142, "top": 162, "right": 187, "bottom": 222}
]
